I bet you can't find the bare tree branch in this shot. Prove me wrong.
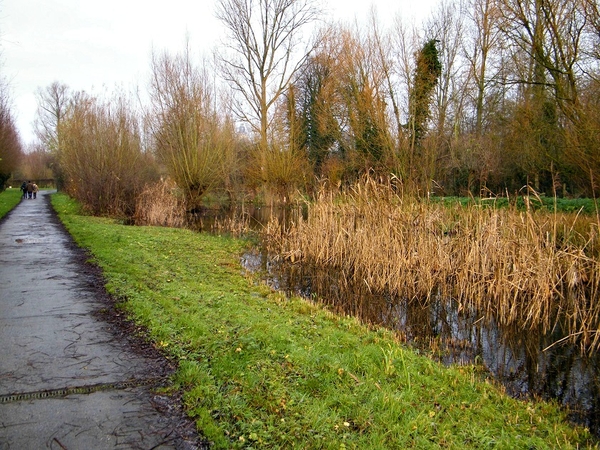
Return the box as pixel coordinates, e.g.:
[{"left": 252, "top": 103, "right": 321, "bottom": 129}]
[{"left": 215, "top": 0, "right": 322, "bottom": 153}]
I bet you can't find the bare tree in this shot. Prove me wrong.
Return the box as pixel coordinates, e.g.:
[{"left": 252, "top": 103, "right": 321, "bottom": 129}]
[
  {"left": 34, "top": 81, "right": 71, "bottom": 152},
  {"left": 497, "top": 0, "right": 592, "bottom": 191},
  {"left": 215, "top": 0, "right": 321, "bottom": 158},
  {"left": 389, "top": 17, "right": 422, "bottom": 182},
  {"left": 464, "top": 0, "right": 504, "bottom": 136},
  {"left": 149, "top": 46, "right": 238, "bottom": 208},
  {"left": 429, "top": 1, "right": 470, "bottom": 135},
  {"left": 369, "top": 9, "right": 404, "bottom": 160},
  {"left": 499, "top": 0, "right": 587, "bottom": 119},
  {"left": 59, "top": 92, "right": 151, "bottom": 216}
]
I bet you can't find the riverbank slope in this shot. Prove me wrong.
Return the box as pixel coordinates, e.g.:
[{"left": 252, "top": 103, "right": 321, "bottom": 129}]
[{"left": 51, "top": 192, "right": 597, "bottom": 449}]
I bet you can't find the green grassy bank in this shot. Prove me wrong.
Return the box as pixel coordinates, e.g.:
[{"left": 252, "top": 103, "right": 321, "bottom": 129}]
[
  {"left": 0, "top": 188, "right": 23, "bottom": 219},
  {"left": 51, "top": 192, "right": 596, "bottom": 449},
  {"left": 433, "top": 195, "right": 599, "bottom": 215}
]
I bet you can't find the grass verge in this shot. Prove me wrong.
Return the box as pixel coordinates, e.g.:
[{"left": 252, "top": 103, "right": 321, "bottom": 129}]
[
  {"left": 0, "top": 188, "right": 23, "bottom": 219},
  {"left": 433, "top": 195, "right": 600, "bottom": 215},
  {"left": 51, "top": 192, "right": 597, "bottom": 449}
]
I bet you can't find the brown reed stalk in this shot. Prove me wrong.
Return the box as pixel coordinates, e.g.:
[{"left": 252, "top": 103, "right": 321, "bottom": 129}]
[
  {"left": 264, "top": 176, "right": 600, "bottom": 355},
  {"left": 134, "top": 178, "right": 187, "bottom": 228}
]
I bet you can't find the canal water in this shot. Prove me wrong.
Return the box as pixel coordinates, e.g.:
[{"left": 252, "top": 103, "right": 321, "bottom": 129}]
[
  {"left": 193, "top": 205, "right": 599, "bottom": 436},
  {"left": 241, "top": 247, "right": 600, "bottom": 437}
]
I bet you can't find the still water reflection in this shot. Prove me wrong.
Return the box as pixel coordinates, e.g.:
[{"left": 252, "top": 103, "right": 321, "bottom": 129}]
[
  {"left": 191, "top": 205, "right": 599, "bottom": 436},
  {"left": 241, "top": 249, "right": 600, "bottom": 437},
  {"left": 188, "top": 203, "right": 306, "bottom": 233}
]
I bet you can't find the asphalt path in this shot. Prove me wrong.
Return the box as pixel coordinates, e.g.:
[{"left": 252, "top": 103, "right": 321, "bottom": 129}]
[{"left": 0, "top": 190, "right": 205, "bottom": 449}]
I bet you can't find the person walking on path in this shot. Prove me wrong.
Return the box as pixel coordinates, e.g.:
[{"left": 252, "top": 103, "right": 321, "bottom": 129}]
[
  {"left": 25, "top": 180, "right": 33, "bottom": 199},
  {"left": 20, "top": 180, "right": 27, "bottom": 199},
  {"left": 32, "top": 182, "right": 38, "bottom": 199},
  {"left": 0, "top": 190, "right": 204, "bottom": 448}
]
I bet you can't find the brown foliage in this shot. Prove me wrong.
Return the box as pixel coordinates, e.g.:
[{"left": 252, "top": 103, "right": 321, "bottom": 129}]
[
  {"left": 149, "top": 48, "right": 239, "bottom": 210},
  {"left": 0, "top": 91, "right": 23, "bottom": 187},
  {"left": 134, "top": 178, "right": 186, "bottom": 227},
  {"left": 265, "top": 176, "right": 600, "bottom": 354},
  {"left": 20, "top": 144, "right": 53, "bottom": 181},
  {"left": 58, "top": 93, "right": 155, "bottom": 216}
]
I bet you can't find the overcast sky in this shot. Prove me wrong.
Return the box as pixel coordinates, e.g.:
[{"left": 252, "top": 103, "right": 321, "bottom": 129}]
[{"left": 1, "top": 0, "right": 436, "bottom": 147}]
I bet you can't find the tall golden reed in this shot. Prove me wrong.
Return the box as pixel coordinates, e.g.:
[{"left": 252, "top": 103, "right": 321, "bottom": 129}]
[
  {"left": 264, "top": 177, "right": 600, "bottom": 354},
  {"left": 134, "top": 178, "right": 187, "bottom": 228}
]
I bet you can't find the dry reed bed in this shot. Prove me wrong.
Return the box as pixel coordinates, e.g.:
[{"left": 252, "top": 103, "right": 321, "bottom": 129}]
[
  {"left": 134, "top": 178, "right": 187, "bottom": 227},
  {"left": 134, "top": 178, "right": 251, "bottom": 235},
  {"left": 265, "top": 179, "right": 600, "bottom": 354}
]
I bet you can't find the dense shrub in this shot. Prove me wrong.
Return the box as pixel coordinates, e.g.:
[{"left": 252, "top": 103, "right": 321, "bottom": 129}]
[{"left": 58, "top": 93, "right": 158, "bottom": 216}]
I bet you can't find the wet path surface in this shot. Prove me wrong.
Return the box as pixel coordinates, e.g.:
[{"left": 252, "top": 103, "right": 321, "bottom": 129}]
[{"left": 0, "top": 191, "right": 204, "bottom": 449}]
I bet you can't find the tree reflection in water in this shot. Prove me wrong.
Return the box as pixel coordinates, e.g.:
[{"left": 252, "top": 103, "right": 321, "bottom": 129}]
[
  {"left": 242, "top": 255, "right": 600, "bottom": 437},
  {"left": 191, "top": 204, "right": 599, "bottom": 436}
]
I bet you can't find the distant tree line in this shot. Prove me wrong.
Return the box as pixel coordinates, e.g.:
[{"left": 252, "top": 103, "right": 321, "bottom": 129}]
[{"left": 26, "top": 0, "right": 600, "bottom": 215}]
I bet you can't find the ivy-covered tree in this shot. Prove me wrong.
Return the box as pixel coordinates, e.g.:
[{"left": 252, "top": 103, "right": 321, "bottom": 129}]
[
  {"left": 293, "top": 53, "right": 340, "bottom": 177},
  {"left": 408, "top": 39, "right": 442, "bottom": 152}
]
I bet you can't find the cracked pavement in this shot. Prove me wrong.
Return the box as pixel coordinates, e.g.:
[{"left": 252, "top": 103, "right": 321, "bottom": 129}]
[{"left": 0, "top": 191, "right": 206, "bottom": 449}]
